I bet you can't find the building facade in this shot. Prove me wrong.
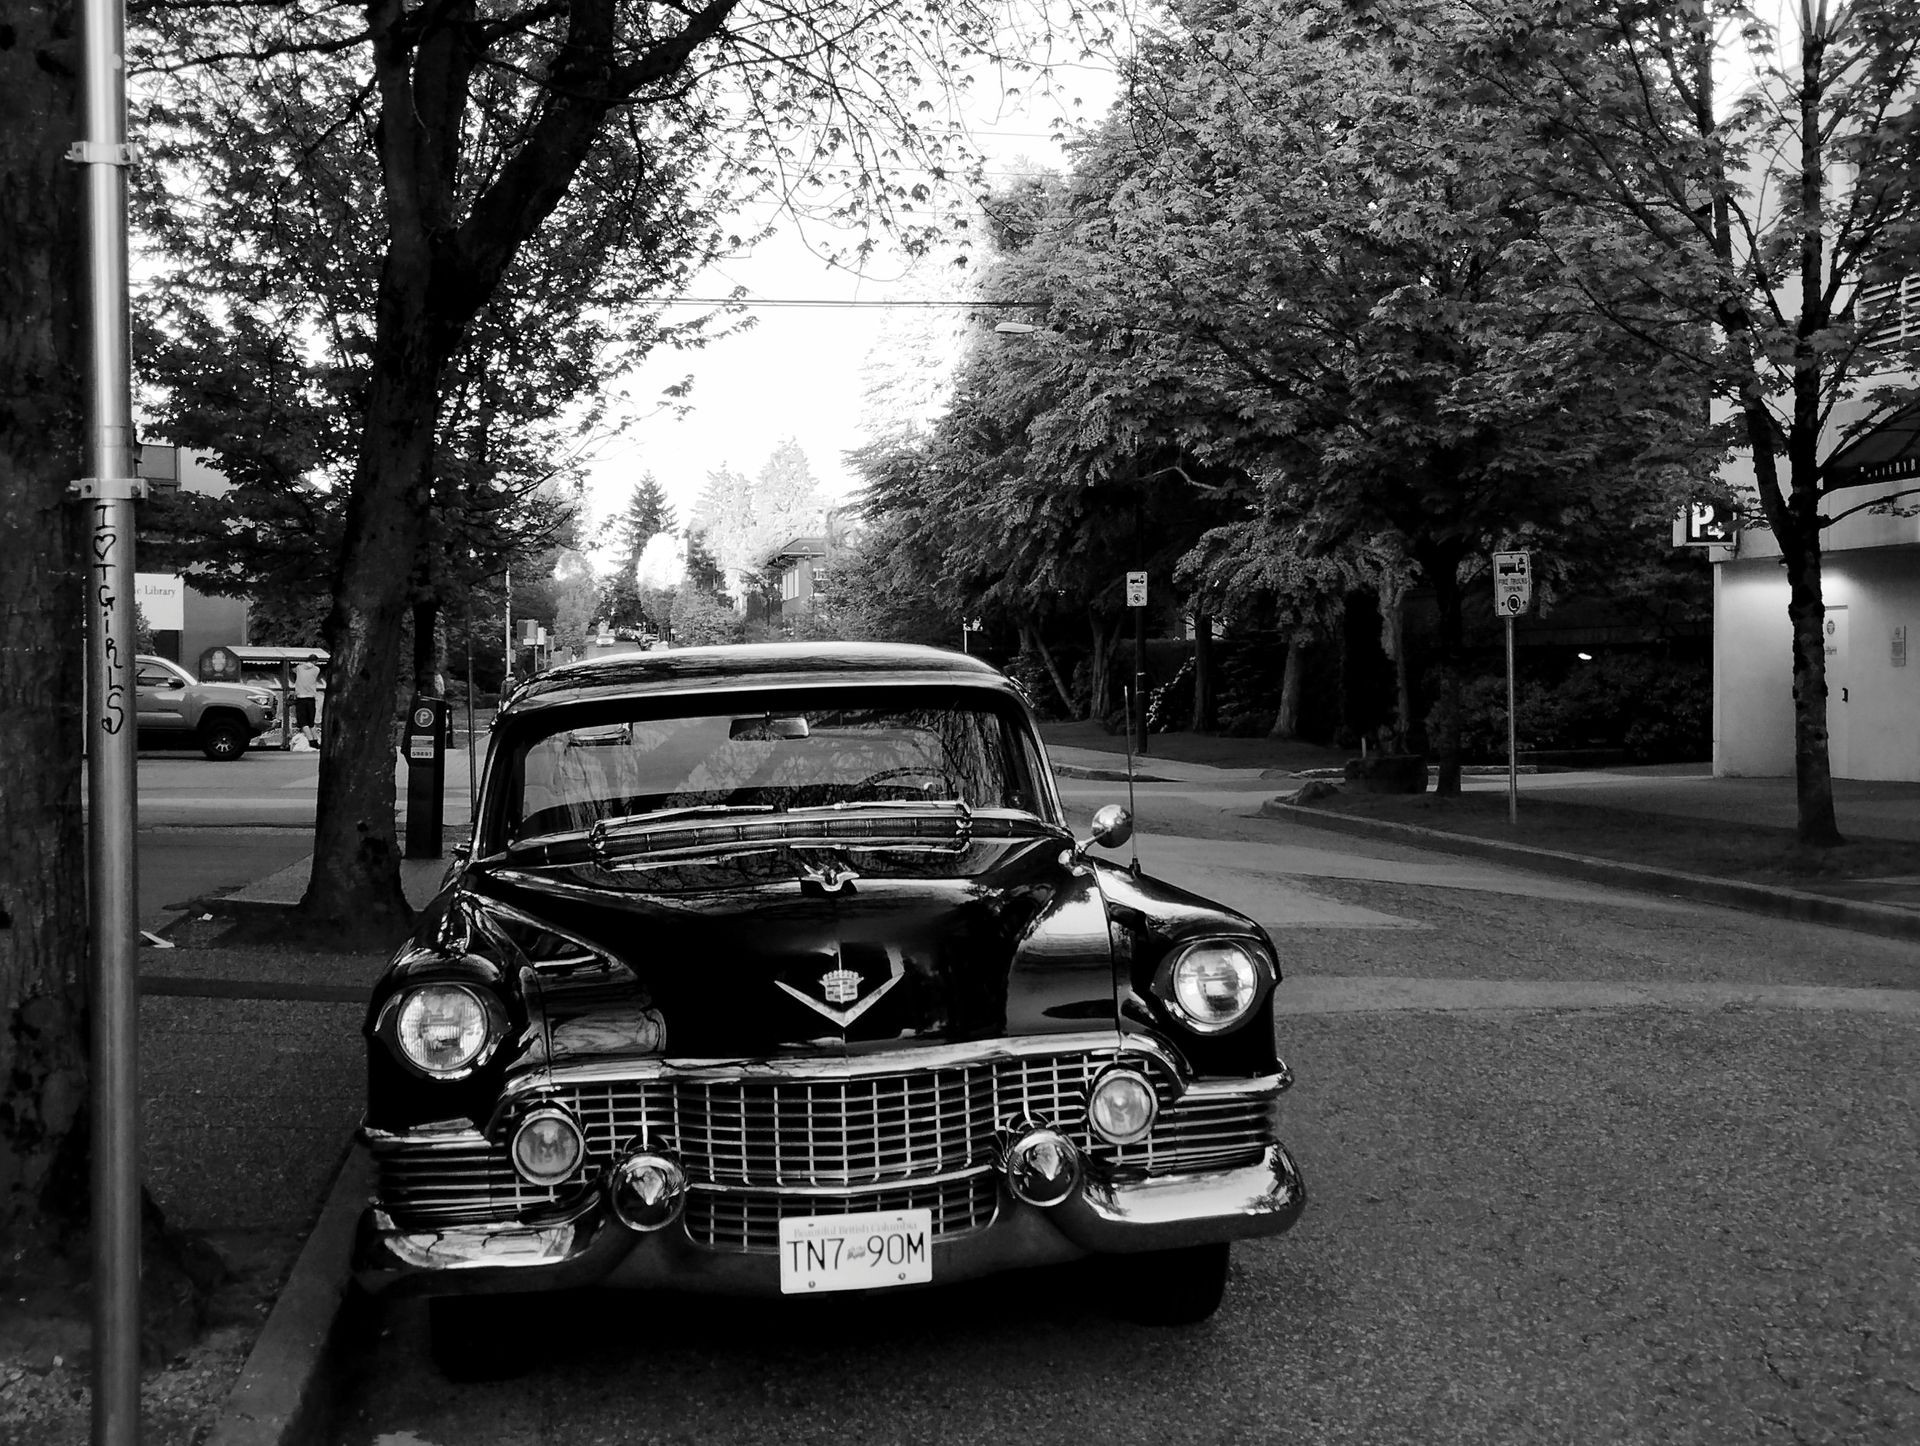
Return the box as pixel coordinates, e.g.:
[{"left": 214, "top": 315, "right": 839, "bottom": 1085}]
[{"left": 1711, "top": 288, "right": 1920, "bottom": 781}]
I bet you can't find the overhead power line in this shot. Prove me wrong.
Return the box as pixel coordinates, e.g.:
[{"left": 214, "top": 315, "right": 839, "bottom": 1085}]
[{"left": 654, "top": 297, "right": 1040, "bottom": 308}]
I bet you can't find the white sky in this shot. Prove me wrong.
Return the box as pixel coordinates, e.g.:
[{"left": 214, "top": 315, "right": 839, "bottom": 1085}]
[{"left": 579, "top": 67, "right": 1118, "bottom": 556}]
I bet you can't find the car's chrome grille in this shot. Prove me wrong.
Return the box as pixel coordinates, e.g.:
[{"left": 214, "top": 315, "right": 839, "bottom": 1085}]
[
  {"left": 556, "top": 1052, "right": 1121, "bottom": 1188},
  {"left": 372, "top": 1047, "right": 1275, "bottom": 1232},
  {"left": 374, "top": 1137, "right": 548, "bottom": 1226},
  {"left": 1109, "top": 1093, "right": 1272, "bottom": 1173},
  {"left": 686, "top": 1174, "right": 1000, "bottom": 1255}
]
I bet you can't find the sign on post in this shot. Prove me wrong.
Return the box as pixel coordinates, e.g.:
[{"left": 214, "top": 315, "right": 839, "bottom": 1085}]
[
  {"left": 1125, "top": 571, "right": 1148, "bottom": 608},
  {"left": 1493, "top": 551, "right": 1532, "bottom": 616},
  {"left": 1675, "top": 501, "right": 1737, "bottom": 547}
]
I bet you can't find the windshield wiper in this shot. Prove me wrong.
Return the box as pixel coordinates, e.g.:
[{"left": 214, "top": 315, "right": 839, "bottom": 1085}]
[
  {"left": 586, "top": 805, "right": 777, "bottom": 864},
  {"left": 596, "top": 804, "right": 777, "bottom": 831}
]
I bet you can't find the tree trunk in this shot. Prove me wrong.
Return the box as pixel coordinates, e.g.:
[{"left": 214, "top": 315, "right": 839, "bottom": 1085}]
[
  {"left": 298, "top": 0, "right": 644, "bottom": 941},
  {"left": 1190, "top": 611, "right": 1216, "bottom": 733},
  {"left": 1019, "top": 616, "right": 1077, "bottom": 719},
  {"left": 0, "top": 0, "right": 93, "bottom": 1272},
  {"left": 301, "top": 306, "right": 439, "bottom": 942},
  {"left": 1088, "top": 616, "right": 1115, "bottom": 721},
  {"left": 1379, "top": 581, "right": 1411, "bottom": 752},
  {"left": 412, "top": 596, "right": 442, "bottom": 697},
  {"left": 1269, "top": 636, "right": 1305, "bottom": 739},
  {"left": 1, "top": 10, "right": 226, "bottom": 1342},
  {"left": 1746, "top": 402, "right": 1843, "bottom": 846},
  {"left": 1421, "top": 546, "right": 1467, "bottom": 795}
]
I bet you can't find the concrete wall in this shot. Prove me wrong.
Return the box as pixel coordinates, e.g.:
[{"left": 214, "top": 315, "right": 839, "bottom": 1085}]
[{"left": 1716, "top": 547, "right": 1920, "bottom": 780}]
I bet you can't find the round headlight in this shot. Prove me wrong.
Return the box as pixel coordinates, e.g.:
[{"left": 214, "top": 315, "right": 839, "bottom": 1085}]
[
  {"left": 395, "top": 984, "right": 492, "bottom": 1075},
  {"left": 1087, "top": 1068, "right": 1158, "bottom": 1145},
  {"left": 1166, "top": 939, "right": 1266, "bottom": 1033},
  {"left": 511, "top": 1108, "right": 584, "bottom": 1186}
]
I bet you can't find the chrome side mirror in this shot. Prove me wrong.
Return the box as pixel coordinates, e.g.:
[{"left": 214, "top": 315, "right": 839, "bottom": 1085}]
[{"left": 1076, "top": 803, "right": 1133, "bottom": 855}]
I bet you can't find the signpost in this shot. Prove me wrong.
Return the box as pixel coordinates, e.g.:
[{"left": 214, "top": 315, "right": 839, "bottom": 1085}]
[
  {"left": 73, "top": 0, "right": 143, "bottom": 1436},
  {"left": 1492, "top": 552, "right": 1531, "bottom": 824},
  {"left": 1126, "top": 571, "right": 1148, "bottom": 756}
]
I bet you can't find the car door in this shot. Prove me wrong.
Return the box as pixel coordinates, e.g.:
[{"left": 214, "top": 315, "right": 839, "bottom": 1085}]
[{"left": 135, "top": 660, "right": 190, "bottom": 733}]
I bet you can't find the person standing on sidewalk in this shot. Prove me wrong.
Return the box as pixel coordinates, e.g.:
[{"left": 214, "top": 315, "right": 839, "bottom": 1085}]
[{"left": 293, "top": 658, "right": 322, "bottom": 744}]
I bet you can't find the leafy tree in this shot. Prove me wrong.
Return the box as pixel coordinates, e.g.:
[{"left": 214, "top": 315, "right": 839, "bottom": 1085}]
[
  {"left": 0, "top": 0, "right": 224, "bottom": 1339},
  {"left": 982, "top": 2, "right": 1710, "bottom": 786},
  {"left": 689, "top": 441, "right": 830, "bottom": 590},
  {"left": 0, "top": 0, "right": 90, "bottom": 1284},
  {"left": 670, "top": 584, "right": 745, "bottom": 645},
  {"left": 550, "top": 550, "right": 601, "bottom": 659},
  {"left": 127, "top": 0, "right": 1054, "bottom": 942},
  {"left": 682, "top": 529, "right": 730, "bottom": 598},
  {"left": 1371, "top": 0, "right": 1920, "bottom": 839}
]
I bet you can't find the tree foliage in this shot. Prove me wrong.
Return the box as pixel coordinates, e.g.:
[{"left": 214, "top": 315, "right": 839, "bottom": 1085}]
[
  {"left": 970, "top": 1, "right": 1710, "bottom": 778},
  {"left": 121, "top": 0, "right": 1092, "bottom": 940},
  {"left": 1360, "top": 0, "right": 1920, "bottom": 834}
]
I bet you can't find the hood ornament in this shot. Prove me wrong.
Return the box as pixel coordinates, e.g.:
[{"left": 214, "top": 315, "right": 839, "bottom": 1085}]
[{"left": 793, "top": 857, "right": 860, "bottom": 894}]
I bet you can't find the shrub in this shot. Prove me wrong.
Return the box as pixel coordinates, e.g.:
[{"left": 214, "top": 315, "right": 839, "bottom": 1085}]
[{"left": 1434, "top": 654, "right": 1710, "bottom": 763}]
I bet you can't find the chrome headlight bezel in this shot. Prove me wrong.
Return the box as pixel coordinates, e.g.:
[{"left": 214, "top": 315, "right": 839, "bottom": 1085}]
[
  {"left": 1153, "top": 937, "right": 1274, "bottom": 1036},
  {"left": 510, "top": 1105, "right": 586, "bottom": 1187},
  {"left": 1085, "top": 1065, "right": 1159, "bottom": 1145},
  {"left": 377, "top": 981, "right": 507, "bottom": 1080}
]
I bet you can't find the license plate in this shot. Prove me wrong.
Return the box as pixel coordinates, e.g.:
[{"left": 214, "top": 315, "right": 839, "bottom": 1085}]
[{"left": 777, "top": 1208, "right": 933, "bottom": 1295}]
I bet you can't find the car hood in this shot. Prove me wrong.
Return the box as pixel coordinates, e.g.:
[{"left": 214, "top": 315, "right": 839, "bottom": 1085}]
[
  {"left": 448, "top": 831, "right": 1118, "bottom": 1064},
  {"left": 196, "top": 680, "right": 270, "bottom": 703}
]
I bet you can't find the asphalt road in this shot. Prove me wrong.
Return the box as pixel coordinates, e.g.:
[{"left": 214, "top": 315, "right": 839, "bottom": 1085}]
[
  {"left": 320, "top": 775, "right": 1920, "bottom": 1446},
  {"left": 130, "top": 748, "right": 478, "bottom": 929}
]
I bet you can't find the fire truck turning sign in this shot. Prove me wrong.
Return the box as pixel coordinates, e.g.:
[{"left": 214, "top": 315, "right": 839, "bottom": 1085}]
[{"left": 1493, "top": 551, "right": 1532, "bottom": 616}]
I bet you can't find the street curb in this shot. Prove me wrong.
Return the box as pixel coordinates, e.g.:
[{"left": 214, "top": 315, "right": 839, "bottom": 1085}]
[
  {"left": 1263, "top": 801, "right": 1920, "bottom": 944},
  {"left": 1054, "top": 763, "right": 1176, "bottom": 784},
  {"left": 204, "top": 1145, "right": 371, "bottom": 1446}
]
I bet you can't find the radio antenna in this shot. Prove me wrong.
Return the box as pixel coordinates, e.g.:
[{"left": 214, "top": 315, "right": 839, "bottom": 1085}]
[{"left": 1123, "top": 686, "right": 1140, "bottom": 874}]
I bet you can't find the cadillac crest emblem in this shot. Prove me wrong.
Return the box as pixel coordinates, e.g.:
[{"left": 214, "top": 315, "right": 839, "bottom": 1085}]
[{"left": 774, "top": 949, "right": 905, "bottom": 1028}]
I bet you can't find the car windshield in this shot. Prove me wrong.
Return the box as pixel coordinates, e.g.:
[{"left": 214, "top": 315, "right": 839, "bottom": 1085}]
[{"left": 503, "top": 689, "right": 1050, "bottom": 844}]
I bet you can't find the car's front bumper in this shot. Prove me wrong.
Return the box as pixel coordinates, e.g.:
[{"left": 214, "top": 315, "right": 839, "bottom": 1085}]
[{"left": 352, "top": 1140, "right": 1305, "bottom": 1299}]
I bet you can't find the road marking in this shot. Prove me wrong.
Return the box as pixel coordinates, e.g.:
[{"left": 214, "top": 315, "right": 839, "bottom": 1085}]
[
  {"left": 140, "top": 975, "right": 365, "bottom": 1003},
  {"left": 1281, "top": 976, "right": 1920, "bottom": 1017}
]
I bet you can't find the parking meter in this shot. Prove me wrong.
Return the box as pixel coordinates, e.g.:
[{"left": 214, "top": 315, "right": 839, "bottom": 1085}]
[{"left": 404, "top": 696, "right": 448, "bottom": 858}]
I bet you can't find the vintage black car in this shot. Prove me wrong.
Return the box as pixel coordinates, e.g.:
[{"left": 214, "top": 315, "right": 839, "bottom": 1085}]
[{"left": 354, "top": 643, "right": 1304, "bottom": 1368}]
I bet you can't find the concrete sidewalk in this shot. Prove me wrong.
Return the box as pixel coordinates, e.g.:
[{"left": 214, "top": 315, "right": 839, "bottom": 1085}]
[{"left": 1050, "top": 744, "right": 1920, "bottom": 844}]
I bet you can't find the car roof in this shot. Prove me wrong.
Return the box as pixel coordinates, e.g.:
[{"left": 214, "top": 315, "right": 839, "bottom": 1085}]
[
  {"left": 503, "top": 642, "right": 1013, "bottom": 716},
  {"left": 222, "top": 646, "right": 329, "bottom": 662}
]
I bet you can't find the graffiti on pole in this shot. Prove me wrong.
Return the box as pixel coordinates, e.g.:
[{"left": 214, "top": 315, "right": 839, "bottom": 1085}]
[{"left": 91, "top": 501, "right": 130, "bottom": 734}]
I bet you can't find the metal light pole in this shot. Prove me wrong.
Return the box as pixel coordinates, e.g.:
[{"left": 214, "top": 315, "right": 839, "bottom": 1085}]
[
  {"left": 72, "top": 0, "right": 143, "bottom": 1438},
  {"left": 1505, "top": 614, "right": 1519, "bottom": 825}
]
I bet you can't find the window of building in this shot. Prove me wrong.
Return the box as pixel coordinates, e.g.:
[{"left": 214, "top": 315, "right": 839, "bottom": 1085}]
[{"left": 1860, "top": 274, "right": 1919, "bottom": 350}]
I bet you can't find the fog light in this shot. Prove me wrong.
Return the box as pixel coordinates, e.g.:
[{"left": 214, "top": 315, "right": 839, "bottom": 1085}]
[
  {"left": 607, "top": 1151, "right": 686, "bottom": 1232},
  {"left": 511, "top": 1107, "right": 584, "bottom": 1186},
  {"left": 1003, "top": 1127, "right": 1081, "bottom": 1207},
  {"left": 1087, "top": 1068, "right": 1158, "bottom": 1145}
]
